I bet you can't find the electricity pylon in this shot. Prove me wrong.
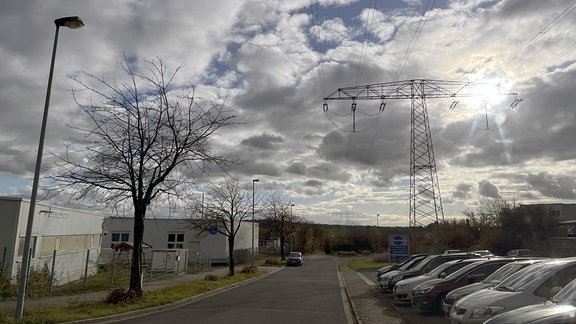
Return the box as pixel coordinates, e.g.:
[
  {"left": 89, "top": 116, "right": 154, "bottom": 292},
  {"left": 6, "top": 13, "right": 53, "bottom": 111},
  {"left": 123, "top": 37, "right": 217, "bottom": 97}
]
[{"left": 323, "top": 79, "right": 522, "bottom": 228}]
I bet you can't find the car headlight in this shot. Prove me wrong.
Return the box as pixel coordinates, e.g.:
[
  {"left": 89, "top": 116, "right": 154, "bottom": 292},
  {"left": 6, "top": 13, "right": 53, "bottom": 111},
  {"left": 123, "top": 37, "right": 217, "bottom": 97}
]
[
  {"left": 412, "top": 286, "right": 433, "bottom": 295},
  {"left": 470, "top": 306, "right": 506, "bottom": 319}
]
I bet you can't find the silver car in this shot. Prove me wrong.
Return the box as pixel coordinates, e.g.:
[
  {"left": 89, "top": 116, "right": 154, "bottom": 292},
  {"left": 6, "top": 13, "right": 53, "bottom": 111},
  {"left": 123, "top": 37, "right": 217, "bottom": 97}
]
[{"left": 449, "top": 257, "right": 576, "bottom": 324}]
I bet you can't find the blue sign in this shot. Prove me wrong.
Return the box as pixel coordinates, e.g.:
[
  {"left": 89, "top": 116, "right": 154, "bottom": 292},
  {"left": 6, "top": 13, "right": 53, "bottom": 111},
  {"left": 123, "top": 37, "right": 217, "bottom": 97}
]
[
  {"left": 388, "top": 233, "right": 409, "bottom": 262},
  {"left": 209, "top": 226, "right": 218, "bottom": 235}
]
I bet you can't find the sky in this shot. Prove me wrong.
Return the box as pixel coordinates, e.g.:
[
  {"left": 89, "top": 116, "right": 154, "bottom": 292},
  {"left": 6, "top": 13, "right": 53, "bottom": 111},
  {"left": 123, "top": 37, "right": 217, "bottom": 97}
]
[{"left": 1, "top": 0, "right": 576, "bottom": 227}]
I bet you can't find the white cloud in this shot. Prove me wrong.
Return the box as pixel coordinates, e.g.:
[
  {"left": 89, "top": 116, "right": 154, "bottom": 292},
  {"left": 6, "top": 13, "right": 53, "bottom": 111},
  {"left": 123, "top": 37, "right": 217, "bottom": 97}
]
[{"left": 2, "top": 0, "right": 576, "bottom": 227}]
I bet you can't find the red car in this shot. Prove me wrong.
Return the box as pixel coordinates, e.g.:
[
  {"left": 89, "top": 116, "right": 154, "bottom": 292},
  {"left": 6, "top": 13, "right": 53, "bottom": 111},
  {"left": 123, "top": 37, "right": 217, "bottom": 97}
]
[{"left": 411, "top": 258, "right": 513, "bottom": 313}]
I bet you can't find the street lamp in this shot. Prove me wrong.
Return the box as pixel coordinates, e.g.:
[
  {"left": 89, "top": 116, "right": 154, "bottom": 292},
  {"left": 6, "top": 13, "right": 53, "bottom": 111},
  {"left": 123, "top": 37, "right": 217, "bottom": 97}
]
[
  {"left": 251, "top": 179, "right": 259, "bottom": 268},
  {"left": 16, "top": 16, "right": 84, "bottom": 319},
  {"left": 289, "top": 204, "right": 294, "bottom": 253},
  {"left": 376, "top": 214, "right": 380, "bottom": 254}
]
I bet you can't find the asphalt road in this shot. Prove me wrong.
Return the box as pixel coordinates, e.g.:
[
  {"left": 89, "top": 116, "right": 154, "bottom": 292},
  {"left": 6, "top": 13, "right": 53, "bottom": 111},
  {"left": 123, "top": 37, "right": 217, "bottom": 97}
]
[{"left": 113, "top": 255, "right": 351, "bottom": 324}]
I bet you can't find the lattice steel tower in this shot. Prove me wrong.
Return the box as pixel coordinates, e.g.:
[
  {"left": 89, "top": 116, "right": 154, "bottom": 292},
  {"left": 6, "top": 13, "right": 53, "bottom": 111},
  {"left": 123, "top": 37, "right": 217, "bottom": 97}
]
[{"left": 323, "top": 79, "right": 521, "bottom": 227}]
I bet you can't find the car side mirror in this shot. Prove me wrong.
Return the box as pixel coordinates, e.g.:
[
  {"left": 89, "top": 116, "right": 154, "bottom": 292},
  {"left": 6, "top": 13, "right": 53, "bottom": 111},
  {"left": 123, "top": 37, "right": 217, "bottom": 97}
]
[{"left": 439, "top": 272, "right": 447, "bottom": 278}]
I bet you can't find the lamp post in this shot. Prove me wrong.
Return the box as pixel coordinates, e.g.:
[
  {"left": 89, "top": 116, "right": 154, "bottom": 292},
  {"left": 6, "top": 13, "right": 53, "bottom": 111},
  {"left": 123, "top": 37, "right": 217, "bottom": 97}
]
[
  {"left": 376, "top": 213, "right": 380, "bottom": 254},
  {"left": 289, "top": 204, "right": 294, "bottom": 253},
  {"left": 251, "top": 179, "right": 259, "bottom": 268},
  {"left": 15, "top": 16, "right": 84, "bottom": 319}
]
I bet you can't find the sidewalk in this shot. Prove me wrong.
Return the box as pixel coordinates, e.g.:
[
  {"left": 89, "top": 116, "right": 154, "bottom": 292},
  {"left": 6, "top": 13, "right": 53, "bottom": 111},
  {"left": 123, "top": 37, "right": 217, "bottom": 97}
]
[{"left": 0, "top": 264, "right": 278, "bottom": 312}]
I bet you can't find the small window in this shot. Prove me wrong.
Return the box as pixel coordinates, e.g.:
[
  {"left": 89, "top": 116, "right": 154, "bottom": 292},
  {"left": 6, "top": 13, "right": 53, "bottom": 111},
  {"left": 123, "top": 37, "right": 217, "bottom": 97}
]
[
  {"left": 167, "top": 233, "right": 184, "bottom": 249},
  {"left": 111, "top": 232, "right": 130, "bottom": 248}
]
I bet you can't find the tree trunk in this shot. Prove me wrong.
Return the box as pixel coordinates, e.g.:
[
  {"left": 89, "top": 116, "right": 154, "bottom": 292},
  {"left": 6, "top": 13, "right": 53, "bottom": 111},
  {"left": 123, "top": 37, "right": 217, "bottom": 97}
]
[
  {"left": 227, "top": 235, "right": 235, "bottom": 276},
  {"left": 280, "top": 234, "right": 286, "bottom": 260},
  {"left": 129, "top": 206, "right": 145, "bottom": 295}
]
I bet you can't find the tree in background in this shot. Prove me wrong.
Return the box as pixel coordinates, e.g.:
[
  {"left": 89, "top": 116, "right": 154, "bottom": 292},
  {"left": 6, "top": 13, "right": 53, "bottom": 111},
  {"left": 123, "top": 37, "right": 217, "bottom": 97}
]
[
  {"left": 261, "top": 193, "right": 298, "bottom": 259},
  {"left": 51, "top": 57, "right": 234, "bottom": 297},
  {"left": 188, "top": 176, "right": 259, "bottom": 275}
]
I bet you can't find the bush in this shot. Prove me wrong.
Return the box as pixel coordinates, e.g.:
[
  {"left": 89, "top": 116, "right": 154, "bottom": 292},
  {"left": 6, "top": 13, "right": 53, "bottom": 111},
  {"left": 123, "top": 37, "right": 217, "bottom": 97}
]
[
  {"left": 360, "top": 250, "right": 372, "bottom": 256},
  {"left": 240, "top": 266, "right": 257, "bottom": 274},
  {"left": 204, "top": 274, "right": 219, "bottom": 281},
  {"left": 264, "top": 258, "right": 281, "bottom": 265},
  {"left": 104, "top": 287, "right": 143, "bottom": 304}
]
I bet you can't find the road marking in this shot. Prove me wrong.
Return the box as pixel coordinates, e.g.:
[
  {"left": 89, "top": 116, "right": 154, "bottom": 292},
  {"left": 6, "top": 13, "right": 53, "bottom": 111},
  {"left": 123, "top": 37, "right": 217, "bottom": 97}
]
[{"left": 356, "top": 272, "right": 376, "bottom": 287}]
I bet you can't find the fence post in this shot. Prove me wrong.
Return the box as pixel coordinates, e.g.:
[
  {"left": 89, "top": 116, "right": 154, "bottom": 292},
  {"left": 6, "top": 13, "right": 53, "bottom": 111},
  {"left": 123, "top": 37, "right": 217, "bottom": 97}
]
[
  {"left": 83, "top": 250, "right": 90, "bottom": 288},
  {"left": 110, "top": 251, "right": 116, "bottom": 287},
  {"left": 50, "top": 250, "right": 56, "bottom": 294}
]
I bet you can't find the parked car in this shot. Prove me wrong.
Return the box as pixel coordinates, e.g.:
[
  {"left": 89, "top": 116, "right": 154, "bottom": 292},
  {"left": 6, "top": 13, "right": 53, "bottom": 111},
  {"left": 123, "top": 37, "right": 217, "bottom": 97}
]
[
  {"left": 393, "top": 258, "right": 482, "bottom": 302},
  {"left": 507, "top": 248, "right": 535, "bottom": 257},
  {"left": 376, "top": 253, "right": 431, "bottom": 279},
  {"left": 472, "top": 249, "right": 494, "bottom": 257},
  {"left": 378, "top": 254, "right": 431, "bottom": 291},
  {"left": 385, "top": 253, "right": 479, "bottom": 292},
  {"left": 441, "top": 259, "right": 545, "bottom": 315},
  {"left": 411, "top": 258, "right": 514, "bottom": 313},
  {"left": 286, "top": 252, "right": 303, "bottom": 266},
  {"left": 485, "top": 277, "right": 576, "bottom": 323},
  {"left": 450, "top": 257, "right": 576, "bottom": 323}
]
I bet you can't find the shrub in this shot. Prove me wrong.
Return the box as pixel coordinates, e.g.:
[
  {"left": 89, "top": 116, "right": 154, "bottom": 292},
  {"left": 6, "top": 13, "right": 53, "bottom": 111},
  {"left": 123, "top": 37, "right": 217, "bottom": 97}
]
[
  {"left": 240, "top": 266, "right": 256, "bottom": 274},
  {"left": 264, "top": 259, "right": 281, "bottom": 265},
  {"left": 104, "top": 287, "right": 143, "bottom": 304},
  {"left": 204, "top": 274, "right": 219, "bottom": 281}
]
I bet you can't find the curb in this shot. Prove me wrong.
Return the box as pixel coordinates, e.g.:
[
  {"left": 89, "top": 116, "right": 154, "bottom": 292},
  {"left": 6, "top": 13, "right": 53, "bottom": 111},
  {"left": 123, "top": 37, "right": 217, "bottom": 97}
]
[{"left": 337, "top": 264, "right": 361, "bottom": 324}]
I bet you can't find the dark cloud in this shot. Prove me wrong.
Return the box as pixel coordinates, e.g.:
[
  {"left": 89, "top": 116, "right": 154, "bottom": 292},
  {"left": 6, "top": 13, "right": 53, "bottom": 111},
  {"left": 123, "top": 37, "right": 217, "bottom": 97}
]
[
  {"left": 453, "top": 183, "right": 473, "bottom": 199},
  {"left": 527, "top": 172, "right": 576, "bottom": 199},
  {"left": 241, "top": 133, "right": 285, "bottom": 150},
  {"left": 478, "top": 180, "right": 500, "bottom": 198}
]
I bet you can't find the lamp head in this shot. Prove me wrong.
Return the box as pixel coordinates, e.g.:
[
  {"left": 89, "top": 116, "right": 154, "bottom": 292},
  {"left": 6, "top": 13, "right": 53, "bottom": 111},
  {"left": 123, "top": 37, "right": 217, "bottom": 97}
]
[{"left": 54, "top": 16, "right": 84, "bottom": 29}]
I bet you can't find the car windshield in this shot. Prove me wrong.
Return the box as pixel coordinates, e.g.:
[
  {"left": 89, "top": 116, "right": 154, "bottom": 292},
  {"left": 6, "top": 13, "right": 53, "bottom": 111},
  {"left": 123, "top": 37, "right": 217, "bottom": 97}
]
[
  {"left": 550, "top": 278, "right": 576, "bottom": 304},
  {"left": 482, "top": 261, "right": 534, "bottom": 285},
  {"left": 444, "top": 260, "right": 486, "bottom": 280},
  {"left": 495, "top": 261, "right": 564, "bottom": 292},
  {"left": 399, "top": 256, "right": 425, "bottom": 270},
  {"left": 427, "top": 259, "right": 474, "bottom": 277},
  {"left": 412, "top": 255, "right": 435, "bottom": 270},
  {"left": 288, "top": 252, "right": 301, "bottom": 257}
]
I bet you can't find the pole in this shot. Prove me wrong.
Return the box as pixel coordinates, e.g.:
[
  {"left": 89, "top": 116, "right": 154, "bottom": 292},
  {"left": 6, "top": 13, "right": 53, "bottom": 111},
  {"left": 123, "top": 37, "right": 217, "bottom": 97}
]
[
  {"left": 376, "top": 214, "right": 380, "bottom": 254},
  {"left": 15, "top": 24, "right": 61, "bottom": 319},
  {"left": 251, "top": 179, "right": 259, "bottom": 268}
]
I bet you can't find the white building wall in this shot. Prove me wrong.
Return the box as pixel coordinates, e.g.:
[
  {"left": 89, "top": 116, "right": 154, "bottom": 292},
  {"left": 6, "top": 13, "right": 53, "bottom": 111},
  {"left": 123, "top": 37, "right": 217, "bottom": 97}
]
[
  {"left": 0, "top": 197, "right": 104, "bottom": 285},
  {"left": 102, "top": 217, "right": 258, "bottom": 264}
]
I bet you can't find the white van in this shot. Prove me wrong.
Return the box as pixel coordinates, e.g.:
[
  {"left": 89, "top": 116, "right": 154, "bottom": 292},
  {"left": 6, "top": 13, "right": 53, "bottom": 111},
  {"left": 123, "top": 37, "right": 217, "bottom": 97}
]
[{"left": 449, "top": 257, "right": 576, "bottom": 324}]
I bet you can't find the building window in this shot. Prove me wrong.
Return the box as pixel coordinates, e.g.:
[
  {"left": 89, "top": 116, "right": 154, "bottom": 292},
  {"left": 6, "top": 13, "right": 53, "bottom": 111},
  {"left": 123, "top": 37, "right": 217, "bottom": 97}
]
[
  {"left": 168, "top": 233, "right": 184, "bottom": 249},
  {"left": 17, "top": 236, "right": 37, "bottom": 258},
  {"left": 111, "top": 232, "right": 130, "bottom": 248}
]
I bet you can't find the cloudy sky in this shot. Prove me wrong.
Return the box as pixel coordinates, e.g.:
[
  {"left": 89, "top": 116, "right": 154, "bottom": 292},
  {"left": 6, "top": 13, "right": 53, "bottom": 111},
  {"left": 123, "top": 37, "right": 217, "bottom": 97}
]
[{"left": 1, "top": 0, "right": 576, "bottom": 226}]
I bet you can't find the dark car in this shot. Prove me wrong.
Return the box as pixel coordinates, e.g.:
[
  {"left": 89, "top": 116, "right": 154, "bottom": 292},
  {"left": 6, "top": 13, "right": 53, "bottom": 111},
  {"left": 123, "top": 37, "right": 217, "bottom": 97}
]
[
  {"left": 411, "top": 258, "right": 515, "bottom": 313},
  {"left": 484, "top": 277, "right": 576, "bottom": 324},
  {"left": 376, "top": 253, "right": 431, "bottom": 279},
  {"left": 385, "top": 253, "right": 480, "bottom": 292},
  {"left": 286, "top": 252, "right": 303, "bottom": 266},
  {"left": 441, "top": 259, "right": 545, "bottom": 315},
  {"left": 378, "top": 254, "right": 431, "bottom": 291}
]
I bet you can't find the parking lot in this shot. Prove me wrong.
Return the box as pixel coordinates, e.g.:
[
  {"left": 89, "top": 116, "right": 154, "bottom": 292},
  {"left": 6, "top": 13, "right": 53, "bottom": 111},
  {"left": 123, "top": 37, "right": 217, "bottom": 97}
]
[{"left": 357, "top": 268, "right": 449, "bottom": 324}]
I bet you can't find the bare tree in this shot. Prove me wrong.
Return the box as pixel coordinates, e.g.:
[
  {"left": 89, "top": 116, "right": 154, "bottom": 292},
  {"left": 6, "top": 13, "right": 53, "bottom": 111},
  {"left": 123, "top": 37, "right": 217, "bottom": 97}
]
[
  {"left": 188, "top": 176, "right": 259, "bottom": 275},
  {"left": 50, "top": 57, "right": 235, "bottom": 296},
  {"left": 261, "top": 193, "right": 298, "bottom": 259}
]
